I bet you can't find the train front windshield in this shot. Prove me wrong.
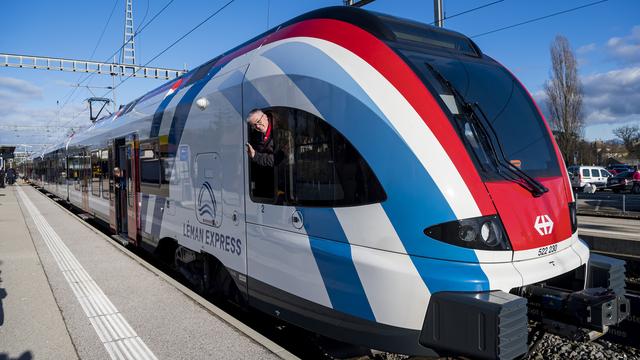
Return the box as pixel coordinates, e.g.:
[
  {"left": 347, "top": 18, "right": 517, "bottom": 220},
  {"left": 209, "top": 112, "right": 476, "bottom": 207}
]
[
  {"left": 381, "top": 17, "right": 561, "bottom": 180},
  {"left": 407, "top": 51, "right": 561, "bottom": 180}
]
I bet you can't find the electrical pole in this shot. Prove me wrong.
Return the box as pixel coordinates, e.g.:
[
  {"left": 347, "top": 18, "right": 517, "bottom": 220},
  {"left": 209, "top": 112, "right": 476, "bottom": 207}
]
[
  {"left": 121, "top": 0, "right": 136, "bottom": 66},
  {"left": 434, "top": 0, "right": 444, "bottom": 27},
  {"left": 343, "top": 0, "right": 375, "bottom": 7}
]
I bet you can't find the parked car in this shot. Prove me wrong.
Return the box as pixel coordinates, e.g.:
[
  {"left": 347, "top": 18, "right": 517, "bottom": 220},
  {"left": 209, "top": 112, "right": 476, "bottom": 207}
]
[
  {"left": 606, "top": 164, "right": 633, "bottom": 175},
  {"left": 606, "top": 171, "right": 640, "bottom": 193},
  {"left": 568, "top": 165, "right": 612, "bottom": 191}
]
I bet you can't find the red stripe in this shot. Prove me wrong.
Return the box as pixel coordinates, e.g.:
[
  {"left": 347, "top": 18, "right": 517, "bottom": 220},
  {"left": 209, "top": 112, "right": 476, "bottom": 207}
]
[
  {"left": 208, "top": 18, "right": 496, "bottom": 214},
  {"left": 262, "top": 19, "right": 496, "bottom": 215}
]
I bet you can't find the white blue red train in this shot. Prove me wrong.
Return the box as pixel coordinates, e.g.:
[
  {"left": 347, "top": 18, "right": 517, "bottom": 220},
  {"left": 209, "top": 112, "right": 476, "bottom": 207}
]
[{"left": 29, "top": 7, "right": 629, "bottom": 359}]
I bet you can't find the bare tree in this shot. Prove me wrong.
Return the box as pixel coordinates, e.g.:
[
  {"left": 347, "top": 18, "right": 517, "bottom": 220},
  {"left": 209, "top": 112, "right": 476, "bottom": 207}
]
[
  {"left": 544, "top": 35, "right": 583, "bottom": 164},
  {"left": 613, "top": 125, "right": 640, "bottom": 158}
]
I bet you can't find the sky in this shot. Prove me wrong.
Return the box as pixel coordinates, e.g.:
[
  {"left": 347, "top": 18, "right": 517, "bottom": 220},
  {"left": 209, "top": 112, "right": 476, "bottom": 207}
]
[{"left": 1, "top": 0, "right": 639, "bottom": 155}]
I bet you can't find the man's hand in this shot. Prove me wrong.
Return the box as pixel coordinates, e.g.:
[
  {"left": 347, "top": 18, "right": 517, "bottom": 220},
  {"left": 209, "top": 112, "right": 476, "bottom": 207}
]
[{"left": 246, "top": 143, "right": 255, "bottom": 158}]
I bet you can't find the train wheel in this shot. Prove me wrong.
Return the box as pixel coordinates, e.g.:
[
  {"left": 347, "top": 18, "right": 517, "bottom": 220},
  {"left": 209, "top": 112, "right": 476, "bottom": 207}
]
[{"left": 205, "top": 255, "right": 245, "bottom": 308}]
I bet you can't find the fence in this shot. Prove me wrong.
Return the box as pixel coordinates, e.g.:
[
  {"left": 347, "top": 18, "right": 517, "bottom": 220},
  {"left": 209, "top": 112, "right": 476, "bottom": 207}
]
[{"left": 576, "top": 192, "right": 640, "bottom": 218}]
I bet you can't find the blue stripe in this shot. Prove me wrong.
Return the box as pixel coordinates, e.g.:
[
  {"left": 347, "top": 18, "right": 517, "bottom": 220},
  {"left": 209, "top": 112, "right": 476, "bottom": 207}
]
[
  {"left": 300, "top": 208, "right": 375, "bottom": 321},
  {"left": 258, "top": 41, "right": 491, "bottom": 292},
  {"left": 150, "top": 93, "right": 177, "bottom": 138},
  {"left": 167, "top": 65, "right": 224, "bottom": 157},
  {"left": 410, "top": 255, "right": 490, "bottom": 293}
]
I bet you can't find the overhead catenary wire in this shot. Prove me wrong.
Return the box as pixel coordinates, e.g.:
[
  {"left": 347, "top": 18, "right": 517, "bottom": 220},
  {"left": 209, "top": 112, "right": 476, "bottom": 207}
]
[
  {"left": 62, "top": 0, "right": 177, "bottom": 110},
  {"left": 56, "top": 0, "right": 121, "bottom": 118},
  {"left": 471, "top": 0, "right": 608, "bottom": 38},
  {"left": 428, "top": 0, "right": 504, "bottom": 25},
  {"left": 54, "top": 0, "right": 177, "bottom": 141},
  {"left": 102, "top": 0, "right": 237, "bottom": 98}
]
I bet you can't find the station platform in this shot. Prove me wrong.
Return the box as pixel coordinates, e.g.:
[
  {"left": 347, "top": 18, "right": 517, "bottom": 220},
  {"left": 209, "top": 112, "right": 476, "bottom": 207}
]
[
  {"left": 0, "top": 184, "right": 294, "bottom": 360},
  {"left": 578, "top": 215, "right": 640, "bottom": 258}
]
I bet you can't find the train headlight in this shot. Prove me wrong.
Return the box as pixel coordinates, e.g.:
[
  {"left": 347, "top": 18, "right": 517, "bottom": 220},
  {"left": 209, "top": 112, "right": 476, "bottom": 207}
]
[{"left": 424, "top": 215, "right": 511, "bottom": 251}]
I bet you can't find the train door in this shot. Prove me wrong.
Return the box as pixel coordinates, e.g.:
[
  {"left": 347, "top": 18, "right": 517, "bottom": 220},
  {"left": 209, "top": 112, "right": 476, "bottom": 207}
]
[
  {"left": 112, "top": 134, "right": 139, "bottom": 245},
  {"left": 243, "top": 107, "right": 335, "bottom": 310},
  {"left": 115, "top": 138, "right": 128, "bottom": 236}
]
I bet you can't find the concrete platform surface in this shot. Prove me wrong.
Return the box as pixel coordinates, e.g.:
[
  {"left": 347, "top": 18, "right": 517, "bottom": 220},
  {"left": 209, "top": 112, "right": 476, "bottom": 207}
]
[
  {"left": 0, "top": 184, "right": 288, "bottom": 360},
  {"left": 0, "top": 184, "right": 77, "bottom": 360}
]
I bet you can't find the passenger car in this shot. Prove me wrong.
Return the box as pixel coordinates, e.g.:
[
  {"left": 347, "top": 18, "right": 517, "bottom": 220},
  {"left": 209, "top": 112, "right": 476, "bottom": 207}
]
[
  {"left": 607, "top": 171, "right": 640, "bottom": 193},
  {"left": 606, "top": 164, "right": 633, "bottom": 175},
  {"left": 567, "top": 165, "right": 611, "bottom": 190}
]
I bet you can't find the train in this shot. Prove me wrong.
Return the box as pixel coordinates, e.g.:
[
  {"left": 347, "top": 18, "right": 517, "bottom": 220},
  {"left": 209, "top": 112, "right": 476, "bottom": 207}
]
[{"left": 28, "top": 7, "right": 630, "bottom": 359}]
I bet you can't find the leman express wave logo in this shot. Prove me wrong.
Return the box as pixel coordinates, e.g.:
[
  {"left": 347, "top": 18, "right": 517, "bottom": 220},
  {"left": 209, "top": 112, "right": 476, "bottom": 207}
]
[
  {"left": 197, "top": 181, "right": 217, "bottom": 226},
  {"left": 534, "top": 215, "right": 554, "bottom": 236}
]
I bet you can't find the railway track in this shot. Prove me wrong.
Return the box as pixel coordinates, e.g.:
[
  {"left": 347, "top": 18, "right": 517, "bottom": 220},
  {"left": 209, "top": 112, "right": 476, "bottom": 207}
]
[{"left": 38, "top": 186, "right": 640, "bottom": 359}]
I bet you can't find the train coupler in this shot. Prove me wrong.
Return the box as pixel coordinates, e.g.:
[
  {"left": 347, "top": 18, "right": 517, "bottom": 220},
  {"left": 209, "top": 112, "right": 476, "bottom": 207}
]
[
  {"left": 522, "top": 253, "right": 631, "bottom": 339},
  {"left": 523, "top": 285, "right": 629, "bottom": 335}
]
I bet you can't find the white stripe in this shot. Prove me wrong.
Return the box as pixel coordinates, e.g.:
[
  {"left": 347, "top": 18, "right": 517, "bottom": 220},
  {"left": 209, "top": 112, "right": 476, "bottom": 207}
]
[
  {"left": 135, "top": 339, "right": 158, "bottom": 360},
  {"left": 333, "top": 204, "right": 406, "bottom": 253},
  {"left": 128, "top": 337, "right": 153, "bottom": 360},
  {"left": 17, "top": 187, "right": 157, "bottom": 360},
  {"left": 250, "top": 37, "right": 482, "bottom": 219},
  {"left": 104, "top": 341, "right": 122, "bottom": 360},
  {"left": 145, "top": 195, "right": 155, "bottom": 234},
  {"left": 335, "top": 207, "right": 430, "bottom": 330},
  {"left": 351, "top": 245, "right": 430, "bottom": 330},
  {"left": 247, "top": 224, "right": 332, "bottom": 308},
  {"left": 115, "top": 340, "right": 135, "bottom": 360},
  {"left": 90, "top": 316, "right": 112, "bottom": 342},
  {"left": 78, "top": 297, "right": 98, "bottom": 318}
]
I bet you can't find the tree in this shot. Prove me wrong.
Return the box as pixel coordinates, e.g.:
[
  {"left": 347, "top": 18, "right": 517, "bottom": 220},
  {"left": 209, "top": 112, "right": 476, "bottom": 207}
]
[
  {"left": 544, "top": 35, "right": 583, "bottom": 164},
  {"left": 613, "top": 125, "right": 640, "bottom": 158}
]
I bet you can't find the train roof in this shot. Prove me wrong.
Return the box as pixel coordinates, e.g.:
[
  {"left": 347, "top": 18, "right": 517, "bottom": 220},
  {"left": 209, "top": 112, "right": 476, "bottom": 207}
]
[{"left": 52, "top": 6, "right": 482, "bottom": 155}]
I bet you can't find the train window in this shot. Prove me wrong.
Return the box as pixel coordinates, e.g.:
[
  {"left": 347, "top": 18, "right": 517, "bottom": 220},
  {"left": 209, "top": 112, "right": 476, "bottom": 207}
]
[
  {"left": 248, "top": 108, "right": 386, "bottom": 207},
  {"left": 91, "top": 151, "right": 101, "bottom": 196},
  {"left": 82, "top": 151, "right": 91, "bottom": 193},
  {"left": 140, "top": 138, "right": 169, "bottom": 197},
  {"left": 70, "top": 154, "right": 81, "bottom": 190},
  {"left": 101, "top": 149, "right": 110, "bottom": 199},
  {"left": 140, "top": 139, "right": 161, "bottom": 189}
]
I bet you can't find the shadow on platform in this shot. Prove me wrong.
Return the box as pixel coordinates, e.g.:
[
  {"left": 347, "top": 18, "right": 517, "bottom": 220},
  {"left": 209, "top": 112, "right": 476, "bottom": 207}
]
[{"left": 0, "top": 352, "right": 33, "bottom": 360}]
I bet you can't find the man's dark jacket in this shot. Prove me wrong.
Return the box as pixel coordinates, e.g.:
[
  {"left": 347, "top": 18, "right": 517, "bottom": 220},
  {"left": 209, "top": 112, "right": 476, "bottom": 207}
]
[{"left": 251, "top": 131, "right": 274, "bottom": 167}]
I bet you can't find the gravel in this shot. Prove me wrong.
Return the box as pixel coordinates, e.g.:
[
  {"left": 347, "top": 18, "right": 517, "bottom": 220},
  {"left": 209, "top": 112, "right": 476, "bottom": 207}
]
[{"left": 527, "top": 332, "right": 640, "bottom": 360}]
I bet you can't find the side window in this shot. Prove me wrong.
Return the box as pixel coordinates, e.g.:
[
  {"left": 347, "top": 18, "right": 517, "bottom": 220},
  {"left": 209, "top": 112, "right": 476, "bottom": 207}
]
[
  {"left": 140, "top": 139, "right": 161, "bottom": 192},
  {"left": 140, "top": 138, "right": 170, "bottom": 197},
  {"left": 591, "top": 169, "right": 599, "bottom": 177},
  {"left": 91, "top": 151, "right": 101, "bottom": 196},
  {"left": 70, "top": 154, "right": 81, "bottom": 190},
  {"left": 248, "top": 107, "right": 386, "bottom": 207},
  {"left": 582, "top": 169, "right": 590, "bottom": 177},
  {"left": 101, "top": 150, "right": 110, "bottom": 199},
  {"left": 600, "top": 170, "right": 609, "bottom": 177}
]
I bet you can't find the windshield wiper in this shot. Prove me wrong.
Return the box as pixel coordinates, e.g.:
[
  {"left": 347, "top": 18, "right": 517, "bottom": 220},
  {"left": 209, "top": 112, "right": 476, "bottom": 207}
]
[{"left": 425, "top": 63, "right": 548, "bottom": 197}]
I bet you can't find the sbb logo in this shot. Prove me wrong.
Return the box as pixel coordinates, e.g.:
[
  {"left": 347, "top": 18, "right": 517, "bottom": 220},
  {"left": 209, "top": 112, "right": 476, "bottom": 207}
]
[{"left": 534, "top": 215, "right": 554, "bottom": 236}]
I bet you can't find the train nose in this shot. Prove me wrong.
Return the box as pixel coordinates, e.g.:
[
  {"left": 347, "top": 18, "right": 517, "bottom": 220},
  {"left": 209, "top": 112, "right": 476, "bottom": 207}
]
[{"left": 483, "top": 176, "right": 574, "bottom": 258}]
